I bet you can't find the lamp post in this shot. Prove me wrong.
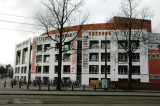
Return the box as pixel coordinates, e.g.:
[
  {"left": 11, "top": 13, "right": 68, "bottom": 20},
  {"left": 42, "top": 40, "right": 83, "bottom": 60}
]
[{"left": 105, "top": 32, "right": 107, "bottom": 79}]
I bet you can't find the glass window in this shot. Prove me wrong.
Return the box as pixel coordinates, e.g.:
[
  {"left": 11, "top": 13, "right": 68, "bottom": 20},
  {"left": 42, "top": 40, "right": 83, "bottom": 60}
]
[
  {"left": 101, "top": 65, "right": 110, "bottom": 74},
  {"left": 90, "top": 41, "right": 99, "bottom": 49},
  {"left": 43, "top": 66, "right": 49, "bottom": 74},
  {"left": 36, "top": 55, "right": 42, "bottom": 63},
  {"left": 152, "top": 53, "right": 155, "bottom": 59},
  {"left": 101, "top": 41, "right": 110, "bottom": 49},
  {"left": 118, "top": 66, "right": 128, "bottom": 75},
  {"left": 36, "top": 66, "right": 41, "bottom": 73},
  {"left": 22, "top": 48, "right": 28, "bottom": 64},
  {"left": 132, "top": 66, "right": 140, "bottom": 75},
  {"left": 148, "top": 53, "right": 151, "bottom": 59},
  {"left": 101, "top": 53, "right": 110, "bottom": 62},
  {"left": 63, "top": 65, "right": 70, "bottom": 74},
  {"left": 37, "top": 45, "right": 42, "bottom": 52},
  {"left": 90, "top": 53, "right": 99, "bottom": 62},
  {"left": 44, "top": 44, "right": 50, "bottom": 52},
  {"left": 118, "top": 53, "right": 127, "bottom": 62},
  {"left": 63, "top": 54, "right": 71, "bottom": 62},
  {"left": 55, "top": 66, "right": 58, "bottom": 74},
  {"left": 89, "top": 65, "right": 99, "bottom": 74},
  {"left": 156, "top": 53, "right": 159, "bottom": 59},
  {"left": 55, "top": 54, "right": 59, "bottom": 62},
  {"left": 132, "top": 53, "right": 140, "bottom": 62},
  {"left": 44, "top": 55, "right": 50, "bottom": 63}
]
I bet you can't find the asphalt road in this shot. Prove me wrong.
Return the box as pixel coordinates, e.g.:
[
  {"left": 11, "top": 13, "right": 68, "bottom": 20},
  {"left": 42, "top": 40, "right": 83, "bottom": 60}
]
[{"left": 0, "top": 95, "right": 160, "bottom": 105}]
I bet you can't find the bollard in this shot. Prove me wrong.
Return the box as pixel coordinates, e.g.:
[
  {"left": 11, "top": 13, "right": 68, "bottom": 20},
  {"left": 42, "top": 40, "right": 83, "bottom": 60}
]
[
  {"left": 4, "top": 81, "right": 6, "bottom": 87},
  {"left": 48, "top": 83, "right": 50, "bottom": 91},
  {"left": 27, "top": 82, "right": 29, "bottom": 89},
  {"left": 94, "top": 85, "right": 96, "bottom": 91},
  {"left": 72, "top": 84, "right": 73, "bottom": 91},
  {"left": 39, "top": 82, "right": 41, "bottom": 91},
  {"left": 83, "top": 84, "right": 85, "bottom": 91},
  {"left": 19, "top": 81, "right": 21, "bottom": 88},
  {"left": 12, "top": 82, "right": 13, "bottom": 88}
]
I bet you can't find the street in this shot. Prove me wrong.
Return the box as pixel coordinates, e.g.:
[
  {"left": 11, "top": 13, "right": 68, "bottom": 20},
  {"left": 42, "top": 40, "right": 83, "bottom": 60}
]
[{"left": 0, "top": 95, "right": 160, "bottom": 105}]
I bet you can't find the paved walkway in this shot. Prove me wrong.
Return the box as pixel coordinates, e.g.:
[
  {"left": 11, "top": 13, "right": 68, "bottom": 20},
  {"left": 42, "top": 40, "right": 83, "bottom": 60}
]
[{"left": 0, "top": 77, "right": 160, "bottom": 97}]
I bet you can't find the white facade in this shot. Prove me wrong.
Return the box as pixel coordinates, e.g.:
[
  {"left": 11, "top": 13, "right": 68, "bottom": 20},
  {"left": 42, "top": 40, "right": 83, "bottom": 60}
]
[{"left": 13, "top": 30, "right": 149, "bottom": 85}]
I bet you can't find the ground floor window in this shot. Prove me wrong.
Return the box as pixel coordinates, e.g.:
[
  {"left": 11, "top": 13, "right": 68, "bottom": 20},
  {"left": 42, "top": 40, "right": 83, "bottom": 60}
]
[{"left": 132, "top": 66, "right": 140, "bottom": 75}]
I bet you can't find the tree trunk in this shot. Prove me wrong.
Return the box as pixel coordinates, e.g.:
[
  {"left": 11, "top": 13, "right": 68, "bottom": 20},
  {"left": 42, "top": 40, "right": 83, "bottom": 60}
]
[{"left": 128, "top": 51, "right": 132, "bottom": 91}]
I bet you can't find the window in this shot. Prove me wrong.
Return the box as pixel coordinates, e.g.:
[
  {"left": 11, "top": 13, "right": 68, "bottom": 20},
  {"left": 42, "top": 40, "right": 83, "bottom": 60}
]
[
  {"left": 152, "top": 53, "right": 155, "bottom": 59},
  {"left": 89, "top": 53, "right": 99, "bottom": 62},
  {"left": 36, "top": 66, "right": 41, "bottom": 73},
  {"left": 63, "top": 65, "right": 70, "bottom": 74},
  {"left": 148, "top": 53, "right": 151, "bottom": 59},
  {"left": 131, "top": 40, "right": 139, "bottom": 49},
  {"left": 101, "top": 41, "right": 110, "bottom": 49},
  {"left": 44, "top": 55, "right": 50, "bottom": 63},
  {"left": 101, "top": 53, "right": 110, "bottom": 62},
  {"left": 15, "top": 68, "right": 17, "bottom": 73},
  {"left": 156, "top": 53, "right": 159, "bottom": 59},
  {"left": 18, "top": 67, "right": 20, "bottom": 73},
  {"left": 21, "top": 67, "right": 23, "bottom": 73},
  {"left": 55, "top": 54, "right": 59, "bottom": 62},
  {"left": 118, "top": 66, "right": 128, "bottom": 75},
  {"left": 16, "top": 50, "right": 21, "bottom": 65},
  {"left": 101, "top": 65, "right": 110, "bottom": 74},
  {"left": 44, "top": 44, "right": 50, "bottom": 52},
  {"left": 43, "top": 66, "right": 49, "bottom": 74},
  {"left": 63, "top": 42, "right": 71, "bottom": 51},
  {"left": 132, "top": 66, "right": 140, "bottom": 75},
  {"left": 37, "top": 45, "right": 42, "bottom": 52},
  {"left": 118, "top": 78, "right": 128, "bottom": 82},
  {"left": 118, "top": 41, "right": 127, "bottom": 49},
  {"left": 55, "top": 66, "right": 58, "bottom": 74},
  {"left": 132, "top": 53, "right": 140, "bottom": 62},
  {"left": 118, "top": 53, "right": 127, "bottom": 62},
  {"left": 63, "top": 54, "right": 70, "bottom": 62},
  {"left": 36, "top": 55, "right": 42, "bottom": 63},
  {"left": 24, "top": 67, "right": 27, "bottom": 73},
  {"left": 55, "top": 43, "right": 59, "bottom": 51},
  {"left": 90, "top": 41, "right": 99, "bottom": 49},
  {"left": 89, "top": 65, "right": 99, "bottom": 74},
  {"left": 22, "top": 48, "right": 28, "bottom": 64}
]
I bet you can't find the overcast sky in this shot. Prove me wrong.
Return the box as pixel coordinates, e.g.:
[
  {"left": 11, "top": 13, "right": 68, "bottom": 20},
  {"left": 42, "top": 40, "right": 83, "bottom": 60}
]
[{"left": 0, "top": 0, "right": 160, "bottom": 66}]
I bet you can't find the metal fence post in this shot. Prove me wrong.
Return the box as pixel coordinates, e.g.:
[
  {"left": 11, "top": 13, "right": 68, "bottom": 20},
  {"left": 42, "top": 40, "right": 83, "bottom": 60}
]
[
  {"left": 4, "top": 81, "right": 6, "bottom": 87},
  {"left": 83, "top": 84, "right": 85, "bottom": 91}
]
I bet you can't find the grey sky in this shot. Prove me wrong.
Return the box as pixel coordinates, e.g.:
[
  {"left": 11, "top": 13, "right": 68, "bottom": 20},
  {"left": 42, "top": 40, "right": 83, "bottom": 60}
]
[{"left": 0, "top": 0, "right": 159, "bottom": 66}]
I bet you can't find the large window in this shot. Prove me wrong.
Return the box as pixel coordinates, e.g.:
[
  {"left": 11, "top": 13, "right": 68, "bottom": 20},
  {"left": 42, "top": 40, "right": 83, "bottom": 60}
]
[
  {"left": 55, "top": 54, "right": 59, "bottom": 62},
  {"left": 132, "top": 66, "right": 140, "bottom": 75},
  {"left": 101, "top": 41, "right": 110, "bottom": 49},
  {"left": 55, "top": 66, "right": 58, "bottom": 74},
  {"left": 36, "top": 66, "right": 41, "bottom": 73},
  {"left": 101, "top": 65, "right": 110, "bottom": 74},
  {"left": 21, "top": 67, "right": 23, "bottom": 73},
  {"left": 43, "top": 66, "right": 49, "bottom": 74},
  {"left": 90, "top": 41, "right": 99, "bottom": 49},
  {"left": 118, "top": 66, "right": 128, "bottom": 75},
  {"left": 101, "top": 53, "right": 110, "bottom": 62},
  {"left": 55, "top": 43, "right": 59, "bottom": 51},
  {"left": 89, "top": 65, "right": 99, "bottom": 74},
  {"left": 63, "top": 54, "right": 70, "bottom": 62},
  {"left": 132, "top": 53, "right": 140, "bottom": 62},
  {"left": 63, "top": 42, "right": 71, "bottom": 51},
  {"left": 63, "top": 65, "right": 70, "bottom": 74},
  {"left": 37, "top": 45, "right": 42, "bottom": 52},
  {"left": 24, "top": 67, "right": 27, "bottom": 73},
  {"left": 22, "top": 48, "right": 28, "bottom": 64},
  {"left": 118, "top": 41, "right": 127, "bottom": 49},
  {"left": 44, "top": 44, "right": 50, "bottom": 52},
  {"left": 16, "top": 50, "right": 21, "bottom": 65},
  {"left": 118, "top": 53, "right": 127, "bottom": 62},
  {"left": 148, "top": 53, "right": 151, "bottom": 59},
  {"left": 89, "top": 53, "right": 99, "bottom": 62},
  {"left": 44, "top": 55, "right": 50, "bottom": 63},
  {"left": 36, "top": 55, "right": 42, "bottom": 63}
]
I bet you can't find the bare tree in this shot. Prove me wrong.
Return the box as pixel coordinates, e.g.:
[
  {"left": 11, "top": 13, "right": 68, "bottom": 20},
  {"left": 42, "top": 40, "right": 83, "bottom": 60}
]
[
  {"left": 35, "top": 0, "right": 88, "bottom": 90},
  {"left": 108, "top": 0, "right": 152, "bottom": 91}
]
